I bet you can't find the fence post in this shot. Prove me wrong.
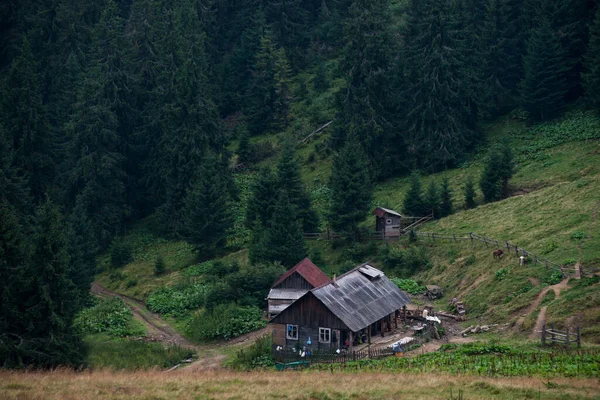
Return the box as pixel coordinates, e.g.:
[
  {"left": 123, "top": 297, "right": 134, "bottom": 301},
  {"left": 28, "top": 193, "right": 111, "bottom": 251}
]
[
  {"left": 470, "top": 233, "right": 474, "bottom": 248},
  {"left": 541, "top": 323, "right": 546, "bottom": 346},
  {"left": 566, "top": 327, "right": 570, "bottom": 347},
  {"left": 505, "top": 241, "right": 510, "bottom": 250},
  {"left": 353, "top": 351, "right": 356, "bottom": 362},
  {"left": 576, "top": 326, "right": 581, "bottom": 348},
  {"left": 515, "top": 245, "right": 519, "bottom": 257},
  {"left": 453, "top": 234, "right": 456, "bottom": 242},
  {"left": 551, "top": 323, "right": 555, "bottom": 344}
]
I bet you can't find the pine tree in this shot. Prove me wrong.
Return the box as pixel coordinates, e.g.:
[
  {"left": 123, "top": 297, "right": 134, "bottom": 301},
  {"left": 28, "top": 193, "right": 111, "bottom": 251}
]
[
  {"left": 583, "top": 8, "right": 600, "bottom": 111},
  {"left": 480, "top": 146, "right": 503, "bottom": 202},
  {"left": 272, "top": 47, "right": 292, "bottom": 131},
  {"left": 276, "top": 139, "right": 319, "bottom": 232},
  {"left": 265, "top": 0, "right": 308, "bottom": 61},
  {"left": 402, "top": 0, "right": 477, "bottom": 170},
  {"left": 0, "top": 124, "right": 29, "bottom": 214},
  {"left": 464, "top": 175, "right": 477, "bottom": 209},
  {"left": 333, "top": 0, "right": 395, "bottom": 179},
  {"left": 236, "top": 126, "right": 252, "bottom": 165},
  {"left": 23, "top": 200, "right": 83, "bottom": 367},
  {"left": 403, "top": 171, "right": 427, "bottom": 216},
  {"left": 1, "top": 37, "right": 54, "bottom": 201},
  {"left": 520, "top": 10, "right": 568, "bottom": 120},
  {"left": 327, "top": 138, "right": 372, "bottom": 240},
  {"left": 425, "top": 181, "right": 440, "bottom": 218},
  {"left": 182, "top": 154, "right": 232, "bottom": 257},
  {"left": 154, "top": 255, "right": 166, "bottom": 276},
  {"left": 439, "top": 177, "right": 454, "bottom": 218},
  {"left": 246, "top": 166, "right": 279, "bottom": 229},
  {"left": 499, "top": 138, "right": 514, "bottom": 198},
  {"left": 253, "top": 191, "right": 307, "bottom": 267}
]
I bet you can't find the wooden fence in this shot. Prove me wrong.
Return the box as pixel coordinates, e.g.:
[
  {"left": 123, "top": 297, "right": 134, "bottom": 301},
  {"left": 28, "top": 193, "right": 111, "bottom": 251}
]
[
  {"left": 541, "top": 323, "right": 581, "bottom": 347},
  {"left": 273, "top": 346, "right": 393, "bottom": 365},
  {"left": 414, "top": 231, "right": 586, "bottom": 277}
]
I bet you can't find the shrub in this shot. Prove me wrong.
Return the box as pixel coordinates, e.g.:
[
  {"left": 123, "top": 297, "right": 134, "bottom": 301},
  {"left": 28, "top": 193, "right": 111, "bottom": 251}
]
[
  {"left": 380, "top": 245, "right": 431, "bottom": 276},
  {"left": 391, "top": 278, "right": 426, "bottom": 295},
  {"left": 187, "top": 304, "right": 266, "bottom": 341},
  {"left": 495, "top": 268, "right": 509, "bottom": 281},
  {"left": 154, "top": 255, "right": 166, "bottom": 276},
  {"left": 227, "top": 335, "right": 275, "bottom": 370},
  {"left": 570, "top": 231, "right": 587, "bottom": 241},
  {"left": 543, "top": 272, "right": 563, "bottom": 286},
  {"left": 465, "top": 254, "right": 476, "bottom": 266},
  {"left": 110, "top": 241, "right": 133, "bottom": 268},
  {"left": 74, "top": 298, "right": 143, "bottom": 337},
  {"left": 147, "top": 283, "right": 209, "bottom": 317},
  {"left": 125, "top": 278, "right": 137, "bottom": 288}
]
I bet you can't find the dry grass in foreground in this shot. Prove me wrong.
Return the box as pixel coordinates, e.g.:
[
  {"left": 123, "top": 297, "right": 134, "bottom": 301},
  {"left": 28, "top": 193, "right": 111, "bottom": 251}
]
[{"left": 1, "top": 369, "right": 599, "bottom": 400}]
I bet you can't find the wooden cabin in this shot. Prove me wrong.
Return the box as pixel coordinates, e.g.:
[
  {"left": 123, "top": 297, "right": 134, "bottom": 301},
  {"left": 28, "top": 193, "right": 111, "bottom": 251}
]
[
  {"left": 270, "top": 263, "right": 411, "bottom": 351},
  {"left": 266, "top": 258, "right": 330, "bottom": 318},
  {"left": 373, "top": 207, "right": 402, "bottom": 237}
]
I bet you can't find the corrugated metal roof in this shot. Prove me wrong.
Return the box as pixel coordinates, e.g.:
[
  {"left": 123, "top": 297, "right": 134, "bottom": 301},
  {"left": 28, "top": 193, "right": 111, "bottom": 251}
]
[
  {"left": 312, "top": 264, "right": 410, "bottom": 332},
  {"left": 271, "top": 258, "right": 331, "bottom": 288},
  {"left": 267, "top": 288, "right": 308, "bottom": 300},
  {"left": 373, "top": 207, "right": 402, "bottom": 218}
]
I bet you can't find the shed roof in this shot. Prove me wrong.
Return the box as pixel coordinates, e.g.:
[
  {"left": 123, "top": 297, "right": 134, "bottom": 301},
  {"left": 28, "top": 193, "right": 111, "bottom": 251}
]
[
  {"left": 311, "top": 263, "right": 411, "bottom": 332},
  {"left": 271, "top": 258, "right": 331, "bottom": 289},
  {"left": 373, "top": 207, "right": 402, "bottom": 218},
  {"left": 267, "top": 288, "right": 308, "bottom": 300}
]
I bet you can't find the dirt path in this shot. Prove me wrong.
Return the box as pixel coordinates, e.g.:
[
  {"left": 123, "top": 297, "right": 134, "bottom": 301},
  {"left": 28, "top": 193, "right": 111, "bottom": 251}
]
[
  {"left": 514, "top": 278, "right": 569, "bottom": 333},
  {"left": 91, "top": 283, "right": 268, "bottom": 371}
]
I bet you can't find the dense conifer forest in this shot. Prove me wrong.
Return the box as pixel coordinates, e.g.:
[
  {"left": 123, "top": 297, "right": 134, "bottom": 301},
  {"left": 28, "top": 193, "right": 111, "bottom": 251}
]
[{"left": 0, "top": 0, "right": 599, "bottom": 368}]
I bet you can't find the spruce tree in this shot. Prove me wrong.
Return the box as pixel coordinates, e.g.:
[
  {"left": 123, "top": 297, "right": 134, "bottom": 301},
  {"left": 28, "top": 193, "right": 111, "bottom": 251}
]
[
  {"left": 246, "top": 166, "right": 279, "bottom": 229},
  {"left": 236, "top": 126, "right": 252, "bottom": 165},
  {"left": 499, "top": 139, "right": 514, "bottom": 198},
  {"left": 402, "top": 0, "right": 477, "bottom": 170},
  {"left": 154, "top": 255, "right": 166, "bottom": 276},
  {"left": 0, "top": 125, "right": 29, "bottom": 214},
  {"left": 327, "top": 138, "right": 372, "bottom": 240},
  {"left": 583, "top": 8, "right": 600, "bottom": 111},
  {"left": 425, "top": 181, "right": 440, "bottom": 218},
  {"left": 439, "top": 177, "right": 454, "bottom": 218},
  {"left": 182, "top": 154, "right": 232, "bottom": 257},
  {"left": 403, "top": 171, "right": 427, "bottom": 216},
  {"left": 480, "top": 146, "right": 503, "bottom": 203},
  {"left": 333, "top": 0, "right": 395, "bottom": 179},
  {"left": 464, "top": 175, "right": 477, "bottom": 209},
  {"left": 276, "top": 139, "right": 319, "bottom": 232},
  {"left": 520, "top": 11, "right": 568, "bottom": 120}
]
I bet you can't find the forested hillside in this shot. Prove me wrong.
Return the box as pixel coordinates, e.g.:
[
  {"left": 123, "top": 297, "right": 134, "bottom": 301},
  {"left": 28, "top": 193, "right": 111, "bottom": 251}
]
[{"left": 1, "top": 0, "right": 599, "bottom": 368}]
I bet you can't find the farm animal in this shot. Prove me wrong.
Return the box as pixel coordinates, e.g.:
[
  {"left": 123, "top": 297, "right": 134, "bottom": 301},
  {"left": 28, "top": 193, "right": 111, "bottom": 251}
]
[
  {"left": 519, "top": 256, "right": 525, "bottom": 266},
  {"left": 493, "top": 249, "right": 504, "bottom": 259}
]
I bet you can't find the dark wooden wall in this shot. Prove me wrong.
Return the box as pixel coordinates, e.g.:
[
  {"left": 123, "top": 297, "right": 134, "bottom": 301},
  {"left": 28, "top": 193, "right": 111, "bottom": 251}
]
[
  {"left": 271, "top": 292, "right": 349, "bottom": 331},
  {"left": 274, "top": 272, "right": 313, "bottom": 290}
]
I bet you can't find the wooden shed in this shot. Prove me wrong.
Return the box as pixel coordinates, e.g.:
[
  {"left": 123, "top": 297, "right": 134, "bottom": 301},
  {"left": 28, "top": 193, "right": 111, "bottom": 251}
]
[
  {"left": 270, "top": 263, "right": 411, "bottom": 351},
  {"left": 373, "top": 207, "right": 402, "bottom": 237},
  {"left": 266, "top": 258, "right": 330, "bottom": 318}
]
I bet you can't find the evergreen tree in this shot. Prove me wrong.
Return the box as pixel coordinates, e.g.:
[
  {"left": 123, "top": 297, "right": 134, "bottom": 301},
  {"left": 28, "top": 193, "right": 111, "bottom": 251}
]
[
  {"left": 464, "top": 175, "right": 477, "bottom": 209},
  {"left": 236, "top": 126, "right": 252, "bottom": 165},
  {"left": 252, "top": 191, "right": 307, "bottom": 267},
  {"left": 1, "top": 37, "right": 54, "bottom": 201},
  {"left": 22, "top": 200, "right": 83, "bottom": 367},
  {"left": 182, "top": 154, "right": 232, "bottom": 257},
  {"left": 499, "top": 139, "right": 514, "bottom": 198},
  {"left": 154, "top": 255, "right": 166, "bottom": 276},
  {"left": 246, "top": 166, "right": 279, "bottom": 229},
  {"left": 520, "top": 10, "right": 568, "bottom": 120},
  {"left": 333, "top": 0, "right": 395, "bottom": 179},
  {"left": 0, "top": 124, "right": 29, "bottom": 214},
  {"left": 480, "top": 146, "right": 503, "bottom": 202},
  {"left": 265, "top": 0, "right": 309, "bottom": 62},
  {"left": 403, "top": 171, "right": 427, "bottom": 216},
  {"left": 327, "top": 138, "right": 372, "bottom": 240},
  {"left": 439, "top": 177, "right": 454, "bottom": 218},
  {"left": 402, "top": 0, "right": 477, "bottom": 170},
  {"left": 583, "top": 8, "right": 600, "bottom": 111},
  {"left": 276, "top": 140, "right": 319, "bottom": 232},
  {"left": 425, "top": 181, "right": 440, "bottom": 218}
]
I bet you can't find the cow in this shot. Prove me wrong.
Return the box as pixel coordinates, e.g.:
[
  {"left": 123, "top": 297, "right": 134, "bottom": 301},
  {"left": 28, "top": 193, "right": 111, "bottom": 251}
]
[{"left": 493, "top": 249, "right": 504, "bottom": 260}]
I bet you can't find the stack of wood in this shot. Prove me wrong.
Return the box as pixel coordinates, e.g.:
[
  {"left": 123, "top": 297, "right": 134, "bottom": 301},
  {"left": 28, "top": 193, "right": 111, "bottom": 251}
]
[
  {"left": 449, "top": 297, "right": 466, "bottom": 319},
  {"left": 460, "top": 324, "right": 507, "bottom": 336}
]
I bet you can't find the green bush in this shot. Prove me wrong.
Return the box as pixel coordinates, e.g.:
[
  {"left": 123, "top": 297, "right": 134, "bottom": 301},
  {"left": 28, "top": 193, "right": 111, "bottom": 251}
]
[
  {"left": 187, "top": 304, "right": 266, "bottom": 341},
  {"left": 390, "top": 278, "right": 426, "bottom": 295},
  {"left": 495, "top": 268, "right": 509, "bottom": 281},
  {"left": 74, "top": 298, "right": 143, "bottom": 337},
  {"left": 154, "top": 255, "right": 166, "bottom": 276},
  {"left": 147, "top": 283, "right": 209, "bottom": 317},
  {"left": 380, "top": 245, "right": 431, "bottom": 276},
  {"left": 543, "top": 271, "right": 563, "bottom": 286},
  {"left": 226, "top": 335, "right": 275, "bottom": 370},
  {"left": 110, "top": 241, "right": 133, "bottom": 268},
  {"left": 570, "top": 231, "right": 587, "bottom": 241}
]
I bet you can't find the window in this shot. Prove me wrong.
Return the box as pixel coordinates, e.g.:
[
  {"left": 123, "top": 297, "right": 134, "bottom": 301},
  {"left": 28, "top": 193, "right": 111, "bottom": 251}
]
[
  {"left": 286, "top": 324, "right": 298, "bottom": 340},
  {"left": 319, "top": 327, "right": 331, "bottom": 343}
]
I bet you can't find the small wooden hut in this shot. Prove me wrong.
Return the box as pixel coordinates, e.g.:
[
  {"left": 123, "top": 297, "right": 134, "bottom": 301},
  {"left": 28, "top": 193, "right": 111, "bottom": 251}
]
[{"left": 373, "top": 207, "right": 402, "bottom": 237}]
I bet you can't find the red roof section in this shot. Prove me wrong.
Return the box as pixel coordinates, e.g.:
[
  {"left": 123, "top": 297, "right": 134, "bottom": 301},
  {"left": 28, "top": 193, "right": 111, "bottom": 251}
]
[{"left": 271, "top": 258, "right": 331, "bottom": 289}]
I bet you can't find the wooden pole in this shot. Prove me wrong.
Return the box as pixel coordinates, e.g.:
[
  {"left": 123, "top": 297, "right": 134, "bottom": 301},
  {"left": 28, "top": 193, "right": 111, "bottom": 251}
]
[
  {"left": 577, "top": 326, "right": 581, "bottom": 348},
  {"left": 566, "top": 327, "right": 570, "bottom": 347},
  {"left": 348, "top": 331, "right": 353, "bottom": 353},
  {"left": 470, "top": 233, "right": 474, "bottom": 248}
]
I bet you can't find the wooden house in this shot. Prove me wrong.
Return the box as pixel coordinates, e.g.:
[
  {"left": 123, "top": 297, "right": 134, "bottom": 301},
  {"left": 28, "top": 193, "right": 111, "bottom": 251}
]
[
  {"left": 373, "top": 207, "right": 402, "bottom": 237},
  {"left": 266, "top": 258, "right": 330, "bottom": 318},
  {"left": 270, "top": 263, "right": 410, "bottom": 351}
]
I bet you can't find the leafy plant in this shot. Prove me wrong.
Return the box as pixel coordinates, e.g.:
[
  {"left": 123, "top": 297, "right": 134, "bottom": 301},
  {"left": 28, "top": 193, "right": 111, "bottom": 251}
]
[
  {"left": 187, "top": 304, "right": 266, "bottom": 341},
  {"left": 227, "top": 335, "right": 275, "bottom": 370},
  {"left": 570, "top": 231, "right": 587, "bottom": 241},
  {"left": 543, "top": 272, "right": 563, "bottom": 286},
  {"left": 74, "top": 298, "right": 143, "bottom": 337},
  {"left": 495, "top": 268, "right": 508, "bottom": 281},
  {"left": 146, "top": 283, "right": 209, "bottom": 317},
  {"left": 391, "top": 278, "right": 426, "bottom": 295}
]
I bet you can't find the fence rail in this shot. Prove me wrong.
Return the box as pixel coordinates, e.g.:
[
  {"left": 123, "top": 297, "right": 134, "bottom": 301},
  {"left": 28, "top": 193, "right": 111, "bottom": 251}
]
[
  {"left": 414, "top": 231, "right": 586, "bottom": 277},
  {"left": 274, "top": 346, "right": 393, "bottom": 366},
  {"left": 541, "top": 323, "right": 581, "bottom": 347}
]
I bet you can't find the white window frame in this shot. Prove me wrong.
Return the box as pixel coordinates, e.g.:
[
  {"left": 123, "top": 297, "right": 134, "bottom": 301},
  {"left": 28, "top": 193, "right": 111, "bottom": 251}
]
[
  {"left": 319, "top": 327, "right": 331, "bottom": 343},
  {"left": 286, "top": 324, "right": 298, "bottom": 340}
]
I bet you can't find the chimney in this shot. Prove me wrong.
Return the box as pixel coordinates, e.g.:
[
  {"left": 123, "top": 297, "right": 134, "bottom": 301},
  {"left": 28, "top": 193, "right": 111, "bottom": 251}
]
[{"left": 332, "top": 274, "right": 337, "bottom": 286}]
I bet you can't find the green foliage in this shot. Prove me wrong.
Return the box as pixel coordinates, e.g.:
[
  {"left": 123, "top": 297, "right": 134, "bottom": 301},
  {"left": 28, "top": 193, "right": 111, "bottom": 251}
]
[
  {"left": 495, "top": 268, "right": 509, "bottom": 281},
  {"left": 403, "top": 171, "right": 427, "bottom": 216},
  {"left": 543, "top": 272, "right": 563, "bottom": 286},
  {"left": 380, "top": 245, "right": 431, "bottom": 276},
  {"left": 480, "top": 140, "right": 513, "bottom": 202},
  {"left": 146, "top": 284, "right": 209, "bottom": 317},
  {"left": 438, "top": 177, "right": 453, "bottom": 218},
  {"left": 227, "top": 335, "right": 275, "bottom": 370},
  {"left": 110, "top": 241, "right": 133, "bottom": 268},
  {"left": 390, "top": 278, "right": 426, "bottom": 295},
  {"left": 463, "top": 175, "right": 477, "bottom": 209},
  {"left": 570, "top": 231, "right": 587, "bottom": 241},
  {"left": 583, "top": 9, "right": 600, "bottom": 109},
  {"left": 84, "top": 335, "right": 192, "bottom": 370},
  {"left": 187, "top": 304, "right": 266, "bottom": 341},
  {"left": 425, "top": 180, "right": 440, "bottom": 218},
  {"left": 74, "top": 299, "right": 143, "bottom": 338},
  {"left": 154, "top": 255, "right": 166, "bottom": 276}
]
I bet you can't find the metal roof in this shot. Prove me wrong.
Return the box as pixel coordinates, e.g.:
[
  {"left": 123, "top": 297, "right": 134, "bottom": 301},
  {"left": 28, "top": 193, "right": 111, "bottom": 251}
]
[
  {"left": 267, "top": 288, "right": 308, "bottom": 300},
  {"left": 312, "top": 264, "right": 411, "bottom": 332},
  {"left": 271, "top": 258, "right": 331, "bottom": 288},
  {"left": 373, "top": 207, "right": 402, "bottom": 218}
]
